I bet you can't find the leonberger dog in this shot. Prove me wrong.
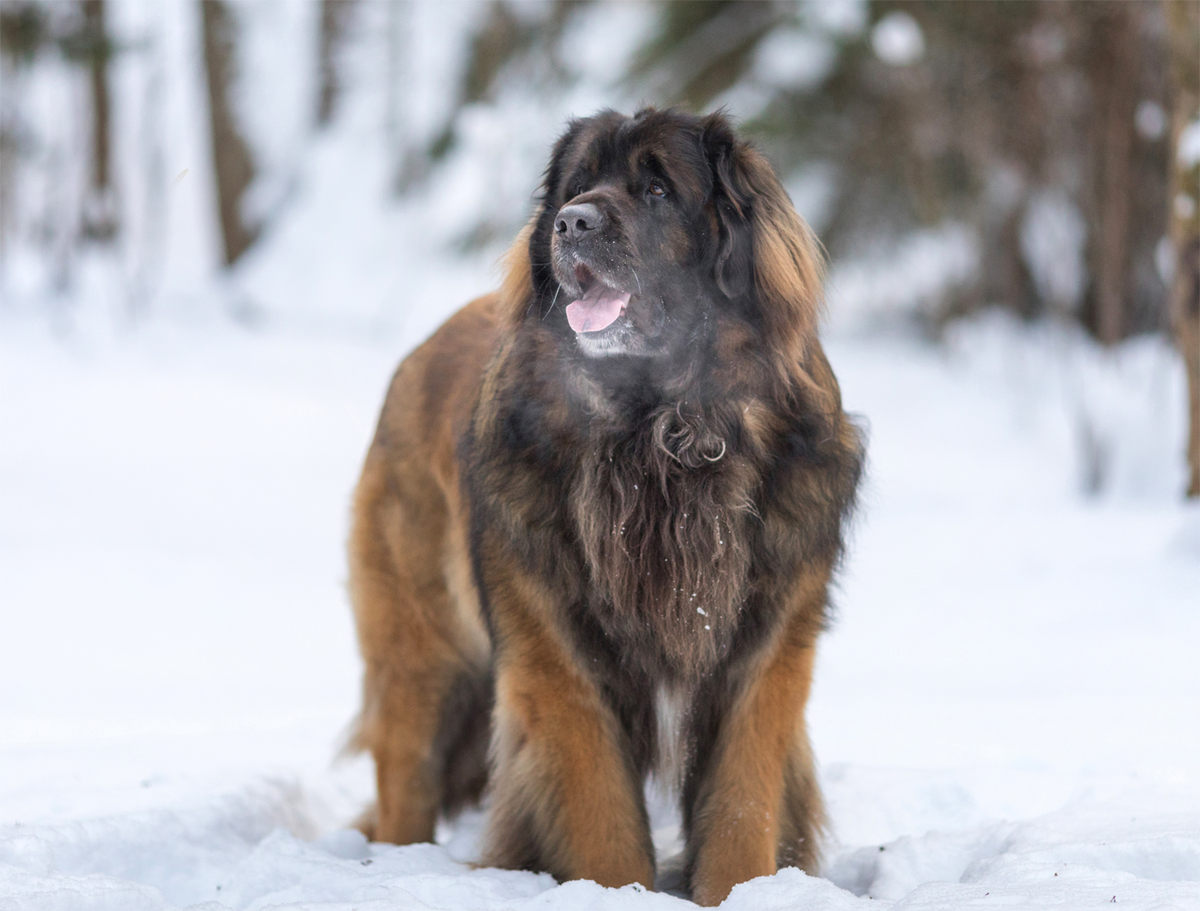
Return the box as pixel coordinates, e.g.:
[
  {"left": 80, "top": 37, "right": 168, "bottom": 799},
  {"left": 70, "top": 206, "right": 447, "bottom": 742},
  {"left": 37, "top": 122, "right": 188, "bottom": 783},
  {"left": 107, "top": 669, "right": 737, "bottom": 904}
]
[{"left": 347, "top": 108, "right": 864, "bottom": 905}]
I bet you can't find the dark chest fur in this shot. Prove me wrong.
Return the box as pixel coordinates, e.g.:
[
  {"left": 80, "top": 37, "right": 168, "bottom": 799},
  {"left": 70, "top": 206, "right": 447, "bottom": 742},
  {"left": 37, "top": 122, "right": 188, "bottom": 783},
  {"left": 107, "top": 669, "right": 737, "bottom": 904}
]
[
  {"left": 469, "top": 336, "right": 864, "bottom": 685},
  {"left": 567, "top": 403, "right": 757, "bottom": 682}
]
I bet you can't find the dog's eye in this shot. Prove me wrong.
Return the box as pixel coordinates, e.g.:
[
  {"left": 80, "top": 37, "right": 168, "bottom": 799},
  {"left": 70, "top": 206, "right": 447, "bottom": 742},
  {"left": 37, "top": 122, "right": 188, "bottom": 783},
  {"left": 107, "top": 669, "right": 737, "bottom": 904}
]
[{"left": 647, "top": 181, "right": 667, "bottom": 199}]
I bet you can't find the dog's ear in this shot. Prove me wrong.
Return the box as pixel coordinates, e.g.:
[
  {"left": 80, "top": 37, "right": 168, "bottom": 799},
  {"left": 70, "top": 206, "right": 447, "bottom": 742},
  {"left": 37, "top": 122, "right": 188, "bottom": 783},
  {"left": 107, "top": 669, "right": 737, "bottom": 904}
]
[
  {"left": 703, "top": 114, "right": 754, "bottom": 300},
  {"left": 543, "top": 117, "right": 586, "bottom": 205},
  {"left": 703, "top": 112, "right": 825, "bottom": 385}
]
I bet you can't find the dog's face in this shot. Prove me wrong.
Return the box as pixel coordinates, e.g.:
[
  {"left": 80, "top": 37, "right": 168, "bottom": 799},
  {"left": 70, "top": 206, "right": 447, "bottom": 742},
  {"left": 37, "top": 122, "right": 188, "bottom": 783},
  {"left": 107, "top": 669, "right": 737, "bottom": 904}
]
[{"left": 529, "top": 109, "right": 752, "bottom": 365}]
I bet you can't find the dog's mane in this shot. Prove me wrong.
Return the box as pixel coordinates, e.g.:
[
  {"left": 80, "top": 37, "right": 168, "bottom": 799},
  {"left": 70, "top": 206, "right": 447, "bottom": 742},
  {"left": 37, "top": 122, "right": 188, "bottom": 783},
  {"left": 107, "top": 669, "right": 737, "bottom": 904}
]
[
  {"left": 498, "top": 221, "right": 535, "bottom": 330},
  {"left": 569, "top": 394, "right": 772, "bottom": 681}
]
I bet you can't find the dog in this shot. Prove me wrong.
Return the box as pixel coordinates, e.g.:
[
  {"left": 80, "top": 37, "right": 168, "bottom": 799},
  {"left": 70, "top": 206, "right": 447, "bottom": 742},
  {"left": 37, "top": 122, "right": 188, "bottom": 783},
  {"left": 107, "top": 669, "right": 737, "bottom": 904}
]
[{"left": 347, "top": 107, "right": 864, "bottom": 905}]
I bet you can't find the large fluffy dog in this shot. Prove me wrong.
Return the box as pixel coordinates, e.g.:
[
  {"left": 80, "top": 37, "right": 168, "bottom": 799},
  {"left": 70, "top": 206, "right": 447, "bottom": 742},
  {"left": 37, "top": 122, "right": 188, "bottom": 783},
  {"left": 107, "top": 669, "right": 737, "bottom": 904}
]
[{"left": 347, "top": 108, "right": 864, "bottom": 905}]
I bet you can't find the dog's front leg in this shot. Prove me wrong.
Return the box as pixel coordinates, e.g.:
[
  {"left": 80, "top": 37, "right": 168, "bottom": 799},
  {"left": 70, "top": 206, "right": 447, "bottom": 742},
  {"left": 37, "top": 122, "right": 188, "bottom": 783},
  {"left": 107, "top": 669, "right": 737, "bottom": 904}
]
[
  {"left": 684, "top": 590, "right": 826, "bottom": 906},
  {"left": 480, "top": 579, "right": 654, "bottom": 890}
]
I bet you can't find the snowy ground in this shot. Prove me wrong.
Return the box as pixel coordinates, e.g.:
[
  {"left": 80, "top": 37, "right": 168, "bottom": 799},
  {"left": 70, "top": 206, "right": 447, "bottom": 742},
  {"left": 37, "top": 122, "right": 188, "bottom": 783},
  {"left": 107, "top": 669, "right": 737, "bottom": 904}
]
[{"left": 1, "top": 309, "right": 1197, "bottom": 910}]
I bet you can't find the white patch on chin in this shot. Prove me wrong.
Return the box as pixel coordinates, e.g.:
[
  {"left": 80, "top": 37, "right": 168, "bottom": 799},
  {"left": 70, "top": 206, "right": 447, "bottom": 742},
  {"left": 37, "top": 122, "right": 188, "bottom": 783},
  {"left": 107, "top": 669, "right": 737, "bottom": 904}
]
[{"left": 575, "top": 331, "right": 631, "bottom": 357}]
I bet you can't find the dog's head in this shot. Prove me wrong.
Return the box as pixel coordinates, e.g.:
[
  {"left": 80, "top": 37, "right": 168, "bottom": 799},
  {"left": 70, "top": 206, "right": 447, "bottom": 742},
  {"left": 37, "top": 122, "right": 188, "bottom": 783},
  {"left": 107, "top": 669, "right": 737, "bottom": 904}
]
[{"left": 509, "top": 108, "right": 824, "bottom": 385}]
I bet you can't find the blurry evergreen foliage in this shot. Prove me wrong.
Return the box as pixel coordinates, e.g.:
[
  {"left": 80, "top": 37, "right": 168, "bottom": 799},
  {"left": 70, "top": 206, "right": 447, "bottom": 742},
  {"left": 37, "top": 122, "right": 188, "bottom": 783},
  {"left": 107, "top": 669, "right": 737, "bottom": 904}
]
[
  {"left": 0, "top": 0, "right": 1185, "bottom": 344},
  {"left": 0, "top": 1, "right": 45, "bottom": 65},
  {"left": 631, "top": 1, "right": 779, "bottom": 108}
]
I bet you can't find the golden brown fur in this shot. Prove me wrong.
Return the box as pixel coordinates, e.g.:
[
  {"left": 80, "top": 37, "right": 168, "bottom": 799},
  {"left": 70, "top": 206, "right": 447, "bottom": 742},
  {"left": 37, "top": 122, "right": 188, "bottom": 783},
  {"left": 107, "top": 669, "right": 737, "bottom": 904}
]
[{"left": 347, "top": 108, "right": 864, "bottom": 904}]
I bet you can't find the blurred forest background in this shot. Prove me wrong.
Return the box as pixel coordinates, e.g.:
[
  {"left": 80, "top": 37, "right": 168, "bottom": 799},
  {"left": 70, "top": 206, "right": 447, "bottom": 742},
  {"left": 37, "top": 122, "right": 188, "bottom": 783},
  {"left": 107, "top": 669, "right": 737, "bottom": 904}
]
[{"left": 1, "top": 0, "right": 1197, "bottom": 494}]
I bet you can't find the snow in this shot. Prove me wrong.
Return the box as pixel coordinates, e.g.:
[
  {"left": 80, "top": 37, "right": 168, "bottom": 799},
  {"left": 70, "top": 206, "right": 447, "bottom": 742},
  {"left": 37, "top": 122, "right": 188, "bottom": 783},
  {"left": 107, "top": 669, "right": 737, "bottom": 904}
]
[
  {"left": 231, "top": 0, "right": 320, "bottom": 230},
  {"left": 801, "top": 0, "right": 868, "bottom": 39},
  {"left": 2, "top": 306, "right": 1197, "bottom": 910},
  {"left": 870, "top": 12, "right": 925, "bottom": 67},
  {"left": 753, "top": 28, "right": 837, "bottom": 92},
  {"left": 1020, "top": 190, "right": 1088, "bottom": 313},
  {"left": 1134, "top": 101, "right": 1168, "bottom": 143},
  {"left": 1178, "top": 120, "right": 1200, "bottom": 169},
  {"left": 826, "top": 223, "right": 979, "bottom": 331}
]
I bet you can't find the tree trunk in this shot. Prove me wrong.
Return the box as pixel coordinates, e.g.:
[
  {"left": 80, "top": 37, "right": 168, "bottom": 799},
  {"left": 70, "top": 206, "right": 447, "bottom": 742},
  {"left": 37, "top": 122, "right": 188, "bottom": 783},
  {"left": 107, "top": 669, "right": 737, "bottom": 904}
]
[
  {"left": 317, "top": 0, "right": 354, "bottom": 127},
  {"left": 200, "top": 0, "right": 256, "bottom": 266},
  {"left": 1090, "top": 2, "right": 1140, "bottom": 346},
  {"left": 81, "top": 0, "right": 116, "bottom": 240},
  {"left": 1166, "top": 0, "right": 1200, "bottom": 497}
]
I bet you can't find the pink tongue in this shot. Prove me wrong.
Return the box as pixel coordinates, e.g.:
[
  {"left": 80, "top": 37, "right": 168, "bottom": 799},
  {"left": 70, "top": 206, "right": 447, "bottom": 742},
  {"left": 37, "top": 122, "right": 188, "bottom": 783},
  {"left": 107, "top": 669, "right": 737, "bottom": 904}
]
[{"left": 566, "top": 285, "right": 631, "bottom": 333}]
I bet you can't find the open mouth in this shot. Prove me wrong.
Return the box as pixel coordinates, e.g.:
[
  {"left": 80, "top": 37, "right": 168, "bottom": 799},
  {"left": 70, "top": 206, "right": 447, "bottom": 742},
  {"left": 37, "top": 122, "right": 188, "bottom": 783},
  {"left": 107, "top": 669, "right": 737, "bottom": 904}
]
[{"left": 565, "top": 264, "right": 632, "bottom": 334}]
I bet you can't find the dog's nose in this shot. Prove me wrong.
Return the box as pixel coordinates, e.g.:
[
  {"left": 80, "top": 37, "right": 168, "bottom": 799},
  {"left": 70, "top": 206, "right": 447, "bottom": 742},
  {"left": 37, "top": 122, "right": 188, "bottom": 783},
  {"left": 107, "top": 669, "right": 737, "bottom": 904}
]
[{"left": 555, "top": 203, "right": 604, "bottom": 240}]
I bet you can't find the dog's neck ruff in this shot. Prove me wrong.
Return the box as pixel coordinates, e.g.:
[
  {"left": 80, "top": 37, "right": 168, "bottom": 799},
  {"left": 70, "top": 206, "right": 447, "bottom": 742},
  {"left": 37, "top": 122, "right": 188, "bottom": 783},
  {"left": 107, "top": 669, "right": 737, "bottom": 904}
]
[{"left": 568, "top": 403, "right": 753, "bottom": 682}]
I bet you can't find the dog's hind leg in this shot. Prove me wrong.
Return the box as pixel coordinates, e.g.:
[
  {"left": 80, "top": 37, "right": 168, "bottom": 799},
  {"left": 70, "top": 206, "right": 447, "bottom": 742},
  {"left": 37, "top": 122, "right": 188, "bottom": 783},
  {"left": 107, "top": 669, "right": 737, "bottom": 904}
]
[{"left": 347, "top": 450, "right": 490, "bottom": 845}]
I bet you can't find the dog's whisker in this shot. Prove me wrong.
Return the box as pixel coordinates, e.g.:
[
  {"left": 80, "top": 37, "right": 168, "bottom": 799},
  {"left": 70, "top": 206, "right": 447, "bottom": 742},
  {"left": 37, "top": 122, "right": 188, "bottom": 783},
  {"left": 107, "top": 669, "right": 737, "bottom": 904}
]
[
  {"left": 543, "top": 283, "right": 562, "bottom": 320},
  {"left": 528, "top": 272, "right": 556, "bottom": 317}
]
